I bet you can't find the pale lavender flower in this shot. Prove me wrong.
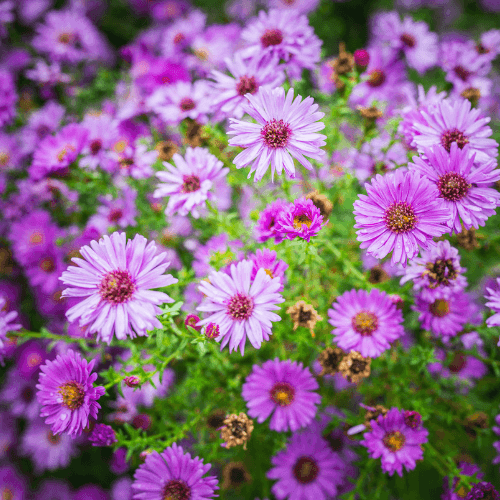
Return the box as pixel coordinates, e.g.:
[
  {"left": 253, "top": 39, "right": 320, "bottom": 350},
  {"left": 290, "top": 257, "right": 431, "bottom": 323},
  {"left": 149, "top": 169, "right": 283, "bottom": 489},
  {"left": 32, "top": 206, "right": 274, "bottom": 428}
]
[{"left": 25, "top": 59, "right": 71, "bottom": 86}]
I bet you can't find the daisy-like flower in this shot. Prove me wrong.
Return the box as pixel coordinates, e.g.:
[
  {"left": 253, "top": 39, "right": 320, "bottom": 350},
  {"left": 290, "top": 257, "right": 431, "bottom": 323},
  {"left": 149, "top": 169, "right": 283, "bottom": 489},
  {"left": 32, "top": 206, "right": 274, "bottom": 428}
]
[
  {"left": 409, "top": 143, "right": 500, "bottom": 233},
  {"left": 132, "top": 442, "right": 218, "bottom": 500},
  {"left": 153, "top": 147, "right": 229, "bottom": 219},
  {"left": 360, "top": 407, "right": 428, "bottom": 477},
  {"left": 196, "top": 260, "right": 284, "bottom": 355},
  {"left": 410, "top": 97, "right": 499, "bottom": 164},
  {"left": 36, "top": 350, "right": 105, "bottom": 438},
  {"left": 353, "top": 169, "right": 450, "bottom": 266},
  {"left": 275, "top": 198, "right": 325, "bottom": 242},
  {"left": 328, "top": 289, "right": 404, "bottom": 358},
  {"left": 242, "top": 358, "right": 320, "bottom": 432},
  {"left": 0, "top": 296, "right": 21, "bottom": 359},
  {"left": 399, "top": 240, "right": 467, "bottom": 301},
  {"left": 248, "top": 248, "right": 288, "bottom": 291},
  {"left": 211, "top": 52, "right": 285, "bottom": 120},
  {"left": 60, "top": 232, "right": 178, "bottom": 344},
  {"left": 228, "top": 86, "right": 326, "bottom": 182},
  {"left": 255, "top": 198, "right": 288, "bottom": 243},
  {"left": 485, "top": 278, "right": 500, "bottom": 338},
  {"left": 267, "top": 429, "right": 344, "bottom": 500}
]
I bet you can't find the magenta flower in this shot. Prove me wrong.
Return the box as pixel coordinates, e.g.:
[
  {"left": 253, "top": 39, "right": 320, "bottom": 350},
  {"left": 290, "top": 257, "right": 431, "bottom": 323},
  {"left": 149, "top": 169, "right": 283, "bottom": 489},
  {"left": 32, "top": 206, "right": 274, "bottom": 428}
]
[
  {"left": 242, "top": 358, "right": 320, "bottom": 432},
  {"left": 132, "top": 442, "right": 218, "bottom": 500},
  {"left": 36, "top": 350, "right": 105, "bottom": 437},
  {"left": 410, "top": 97, "right": 498, "bottom": 164},
  {"left": 353, "top": 169, "right": 450, "bottom": 266},
  {"left": 255, "top": 198, "right": 288, "bottom": 243},
  {"left": 228, "top": 86, "right": 326, "bottom": 181},
  {"left": 88, "top": 424, "right": 117, "bottom": 447},
  {"left": 442, "top": 462, "right": 484, "bottom": 500},
  {"left": 0, "top": 70, "right": 16, "bottom": 128},
  {"left": 493, "top": 414, "right": 500, "bottom": 472},
  {"left": 267, "top": 429, "right": 344, "bottom": 500},
  {"left": 360, "top": 407, "right": 428, "bottom": 477},
  {"left": 197, "top": 260, "right": 284, "bottom": 355},
  {"left": 275, "top": 198, "right": 325, "bottom": 242},
  {"left": 409, "top": 143, "right": 500, "bottom": 233},
  {"left": 485, "top": 278, "right": 500, "bottom": 336},
  {"left": 465, "top": 483, "right": 500, "bottom": 500},
  {"left": 0, "top": 296, "right": 21, "bottom": 359},
  {"left": 60, "top": 232, "right": 178, "bottom": 344},
  {"left": 328, "top": 288, "right": 404, "bottom": 358},
  {"left": 249, "top": 248, "right": 288, "bottom": 291},
  {"left": 154, "top": 147, "right": 229, "bottom": 218}
]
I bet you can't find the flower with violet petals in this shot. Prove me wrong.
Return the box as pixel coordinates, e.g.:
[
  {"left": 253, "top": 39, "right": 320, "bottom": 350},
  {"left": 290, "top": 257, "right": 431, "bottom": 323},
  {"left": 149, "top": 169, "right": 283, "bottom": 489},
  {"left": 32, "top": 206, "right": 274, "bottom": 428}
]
[
  {"left": 275, "top": 197, "right": 325, "bottom": 243},
  {"left": 360, "top": 407, "right": 428, "bottom": 477},
  {"left": 485, "top": 278, "right": 500, "bottom": 337},
  {"left": 248, "top": 248, "right": 288, "bottom": 291},
  {"left": 60, "top": 232, "right": 178, "bottom": 344},
  {"left": 89, "top": 423, "right": 117, "bottom": 447},
  {"left": 242, "top": 358, "right": 320, "bottom": 432},
  {"left": 328, "top": 288, "right": 404, "bottom": 358},
  {"left": 197, "top": 260, "right": 284, "bottom": 355},
  {"left": 267, "top": 429, "right": 344, "bottom": 500},
  {"left": 0, "top": 296, "right": 21, "bottom": 357},
  {"left": 36, "top": 349, "right": 105, "bottom": 438},
  {"left": 153, "top": 147, "right": 229, "bottom": 219},
  {"left": 465, "top": 482, "right": 500, "bottom": 500},
  {"left": 255, "top": 198, "right": 288, "bottom": 243},
  {"left": 228, "top": 86, "right": 326, "bottom": 182},
  {"left": 132, "top": 442, "right": 218, "bottom": 500},
  {"left": 409, "top": 143, "right": 500, "bottom": 234},
  {"left": 353, "top": 169, "right": 450, "bottom": 266}
]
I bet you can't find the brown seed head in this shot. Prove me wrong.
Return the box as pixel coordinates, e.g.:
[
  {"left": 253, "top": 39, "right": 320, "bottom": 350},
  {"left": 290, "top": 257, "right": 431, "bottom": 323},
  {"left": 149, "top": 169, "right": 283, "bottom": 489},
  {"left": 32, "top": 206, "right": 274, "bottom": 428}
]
[
  {"left": 456, "top": 224, "right": 480, "bottom": 251},
  {"left": 220, "top": 412, "right": 254, "bottom": 450},
  {"left": 357, "top": 105, "right": 383, "bottom": 121},
  {"left": 339, "top": 350, "right": 371, "bottom": 384},
  {"left": 317, "top": 347, "right": 345, "bottom": 376},
  {"left": 306, "top": 190, "right": 333, "bottom": 219},
  {"left": 363, "top": 404, "right": 388, "bottom": 429},
  {"left": 286, "top": 300, "right": 323, "bottom": 337},
  {"left": 332, "top": 42, "right": 354, "bottom": 75},
  {"left": 184, "top": 120, "right": 208, "bottom": 147},
  {"left": 155, "top": 140, "right": 178, "bottom": 161},
  {"left": 221, "top": 462, "right": 251, "bottom": 489}
]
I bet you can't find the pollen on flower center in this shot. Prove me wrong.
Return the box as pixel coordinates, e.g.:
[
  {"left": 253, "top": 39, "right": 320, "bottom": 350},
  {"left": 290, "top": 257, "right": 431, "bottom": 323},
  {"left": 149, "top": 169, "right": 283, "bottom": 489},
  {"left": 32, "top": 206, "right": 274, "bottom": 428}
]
[
  {"left": 179, "top": 97, "right": 196, "bottom": 111},
  {"left": 0, "top": 152, "right": 9, "bottom": 166},
  {"left": 400, "top": 33, "right": 416, "bottom": 48},
  {"left": 236, "top": 75, "right": 258, "bottom": 96},
  {"left": 429, "top": 299, "right": 450, "bottom": 317},
  {"left": 437, "top": 172, "right": 471, "bottom": 201},
  {"left": 384, "top": 201, "right": 418, "bottom": 233},
  {"left": 57, "top": 144, "right": 76, "bottom": 162},
  {"left": 350, "top": 358, "right": 368, "bottom": 373},
  {"left": 261, "top": 118, "right": 291, "bottom": 148},
  {"left": 368, "top": 69, "right": 386, "bottom": 87},
  {"left": 440, "top": 128, "right": 469, "bottom": 153},
  {"left": 261, "top": 28, "right": 283, "bottom": 48},
  {"left": 58, "top": 32, "right": 75, "bottom": 44},
  {"left": 99, "top": 269, "right": 136, "bottom": 304},
  {"left": 1, "top": 488, "right": 14, "bottom": 500},
  {"left": 270, "top": 381, "right": 295, "bottom": 406},
  {"left": 162, "top": 479, "right": 190, "bottom": 500},
  {"left": 293, "top": 214, "right": 312, "bottom": 229},
  {"left": 292, "top": 456, "right": 319, "bottom": 484},
  {"left": 424, "top": 258, "right": 458, "bottom": 287},
  {"left": 383, "top": 431, "right": 406, "bottom": 452},
  {"left": 58, "top": 381, "right": 85, "bottom": 410},
  {"left": 352, "top": 310, "right": 378, "bottom": 336},
  {"left": 227, "top": 293, "right": 254, "bottom": 320},
  {"left": 181, "top": 174, "right": 201, "bottom": 193}
]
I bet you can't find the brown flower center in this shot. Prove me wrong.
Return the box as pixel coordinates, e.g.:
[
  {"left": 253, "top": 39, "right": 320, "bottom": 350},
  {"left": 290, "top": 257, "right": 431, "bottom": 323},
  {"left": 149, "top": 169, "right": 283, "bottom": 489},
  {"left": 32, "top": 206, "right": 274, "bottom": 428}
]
[
  {"left": 181, "top": 174, "right": 201, "bottom": 193},
  {"left": 352, "top": 310, "right": 378, "bottom": 336},
  {"left": 0, "top": 152, "right": 9, "bottom": 167},
  {"left": 227, "top": 293, "right": 254, "bottom": 320},
  {"left": 437, "top": 172, "right": 471, "bottom": 201},
  {"left": 449, "top": 352, "right": 467, "bottom": 373},
  {"left": 179, "top": 97, "right": 196, "bottom": 111},
  {"left": 454, "top": 65, "right": 471, "bottom": 82},
  {"left": 89, "top": 139, "right": 102, "bottom": 155},
  {"left": 40, "top": 258, "right": 55, "bottom": 272},
  {"left": 108, "top": 208, "right": 123, "bottom": 223},
  {"left": 261, "top": 28, "right": 283, "bottom": 48},
  {"left": 236, "top": 75, "right": 258, "bottom": 96},
  {"left": 58, "top": 381, "right": 85, "bottom": 410},
  {"left": 383, "top": 431, "right": 406, "bottom": 452},
  {"left": 440, "top": 128, "right": 470, "bottom": 153},
  {"left": 350, "top": 359, "right": 368, "bottom": 373},
  {"left": 1, "top": 488, "right": 14, "bottom": 500},
  {"left": 270, "top": 381, "right": 295, "bottom": 406},
  {"left": 47, "top": 430, "right": 62, "bottom": 445},
  {"left": 400, "top": 33, "right": 416, "bottom": 48},
  {"left": 476, "top": 43, "right": 490, "bottom": 55},
  {"left": 293, "top": 457, "right": 319, "bottom": 484},
  {"left": 293, "top": 214, "right": 312, "bottom": 229},
  {"left": 384, "top": 201, "right": 418, "bottom": 233},
  {"left": 99, "top": 269, "right": 136, "bottom": 304},
  {"left": 173, "top": 32, "right": 185, "bottom": 45},
  {"left": 424, "top": 258, "right": 458, "bottom": 288},
  {"left": 429, "top": 299, "right": 450, "bottom": 318},
  {"left": 368, "top": 69, "right": 386, "bottom": 87},
  {"left": 163, "top": 480, "right": 190, "bottom": 500},
  {"left": 261, "top": 118, "right": 291, "bottom": 148}
]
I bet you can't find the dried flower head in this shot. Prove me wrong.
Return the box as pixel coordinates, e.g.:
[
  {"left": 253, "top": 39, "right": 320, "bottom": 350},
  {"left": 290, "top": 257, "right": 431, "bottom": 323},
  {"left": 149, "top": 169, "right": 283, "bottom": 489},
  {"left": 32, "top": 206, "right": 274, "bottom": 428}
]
[
  {"left": 368, "top": 264, "right": 390, "bottom": 284},
  {"left": 358, "top": 105, "right": 383, "bottom": 121},
  {"left": 363, "top": 404, "right": 389, "bottom": 429},
  {"left": 220, "top": 412, "right": 254, "bottom": 450},
  {"left": 339, "top": 350, "right": 371, "bottom": 383},
  {"left": 184, "top": 120, "right": 209, "bottom": 147},
  {"left": 457, "top": 225, "right": 480, "bottom": 250},
  {"left": 207, "top": 409, "right": 226, "bottom": 430},
  {"left": 465, "top": 412, "right": 489, "bottom": 438},
  {"left": 155, "top": 140, "right": 178, "bottom": 161},
  {"left": 317, "top": 347, "right": 345, "bottom": 376},
  {"left": 305, "top": 190, "right": 333, "bottom": 219},
  {"left": 221, "top": 462, "right": 251, "bottom": 489},
  {"left": 286, "top": 300, "right": 323, "bottom": 337},
  {"left": 332, "top": 42, "right": 354, "bottom": 75}
]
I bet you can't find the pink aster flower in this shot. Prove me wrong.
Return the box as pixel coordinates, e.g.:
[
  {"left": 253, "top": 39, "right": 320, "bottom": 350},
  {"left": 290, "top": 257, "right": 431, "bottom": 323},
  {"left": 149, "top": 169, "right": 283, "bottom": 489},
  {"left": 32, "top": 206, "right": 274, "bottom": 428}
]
[
  {"left": 328, "top": 288, "right": 404, "bottom": 358},
  {"left": 248, "top": 248, "right": 288, "bottom": 291},
  {"left": 409, "top": 143, "right": 500, "bottom": 233},
  {"left": 36, "top": 349, "right": 105, "bottom": 437},
  {"left": 360, "top": 407, "right": 428, "bottom": 477},
  {"left": 242, "top": 358, "right": 321, "bottom": 432},
  {"left": 60, "top": 232, "right": 178, "bottom": 344},
  {"left": 410, "top": 97, "right": 499, "bottom": 164},
  {"left": 275, "top": 198, "right": 325, "bottom": 242},
  {"left": 255, "top": 198, "right": 288, "bottom": 243},
  {"left": 267, "top": 429, "right": 344, "bottom": 500},
  {"left": 228, "top": 86, "right": 326, "bottom": 182},
  {"left": 485, "top": 278, "right": 500, "bottom": 336},
  {"left": 154, "top": 147, "right": 229, "bottom": 219},
  {"left": 353, "top": 169, "right": 450, "bottom": 266},
  {"left": 132, "top": 443, "right": 218, "bottom": 500},
  {"left": 197, "top": 260, "right": 284, "bottom": 355}
]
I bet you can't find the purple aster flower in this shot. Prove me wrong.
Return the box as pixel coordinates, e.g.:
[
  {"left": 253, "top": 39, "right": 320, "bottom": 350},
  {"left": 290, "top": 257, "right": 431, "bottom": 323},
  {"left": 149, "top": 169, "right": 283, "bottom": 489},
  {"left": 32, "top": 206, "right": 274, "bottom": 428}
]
[
  {"left": 0, "top": 69, "right": 16, "bottom": 128},
  {"left": 0, "top": 366, "right": 41, "bottom": 419},
  {"left": 410, "top": 97, "right": 498, "bottom": 164},
  {"left": 228, "top": 86, "right": 326, "bottom": 182},
  {"left": 275, "top": 198, "right": 325, "bottom": 242},
  {"left": 154, "top": 147, "right": 229, "bottom": 219},
  {"left": 89, "top": 423, "right": 117, "bottom": 446},
  {"left": 132, "top": 442, "right": 218, "bottom": 500},
  {"left": 111, "top": 477, "right": 133, "bottom": 500},
  {"left": 240, "top": 9, "right": 322, "bottom": 81},
  {"left": 413, "top": 290, "right": 470, "bottom": 340},
  {"left": 265, "top": 0, "right": 320, "bottom": 13},
  {"left": 360, "top": 407, "right": 429, "bottom": 477},
  {"left": 192, "top": 234, "right": 244, "bottom": 277},
  {"left": 0, "top": 411, "right": 16, "bottom": 459},
  {"left": 160, "top": 10, "right": 207, "bottom": 59},
  {"left": 20, "top": 418, "right": 79, "bottom": 473},
  {"left": 409, "top": 144, "right": 500, "bottom": 233},
  {"left": 73, "top": 484, "right": 109, "bottom": 500},
  {"left": 197, "top": 260, "right": 284, "bottom": 355},
  {"left": 36, "top": 480, "right": 72, "bottom": 500},
  {"left": 255, "top": 198, "right": 288, "bottom": 243},
  {"left": 442, "top": 462, "right": 484, "bottom": 500},
  {"left": 242, "top": 358, "right": 320, "bottom": 432},
  {"left": 493, "top": 414, "right": 500, "bottom": 470},
  {"left": 0, "top": 132, "right": 20, "bottom": 172},
  {"left": 478, "top": 29, "right": 500, "bottom": 61},
  {"left": 0, "top": 1, "right": 14, "bottom": 38},
  {"left": 36, "top": 349, "right": 105, "bottom": 437},
  {"left": 25, "top": 59, "right": 72, "bottom": 87},
  {"left": 211, "top": 51, "right": 285, "bottom": 120},
  {"left": 267, "top": 429, "right": 344, "bottom": 500},
  {"left": 400, "top": 240, "right": 467, "bottom": 301},
  {"left": 353, "top": 169, "right": 450, "bottom": 266},
  {"left": 466, "top": 483, "right": 500, "bottom": 500},
  {"left": 24, "top": 243, "right": 66, "bottom": 295},
  {"left": 0, "top": 466, "right": 27, "bottom": 500},
  {"left": 248, "top": 248, "right": 288, "bottom": 291},
  {"left": 485, "top": 278, "right": 500, "bottom": 334},
  {"left": 328, "top": 288, "right": 404, "bottom": 358},
  {"left": 0, "top": 296, "right": 21, "bottom": 357},
  {"left": 60, "top": 232, "right": 178, "bottom": 344}
]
